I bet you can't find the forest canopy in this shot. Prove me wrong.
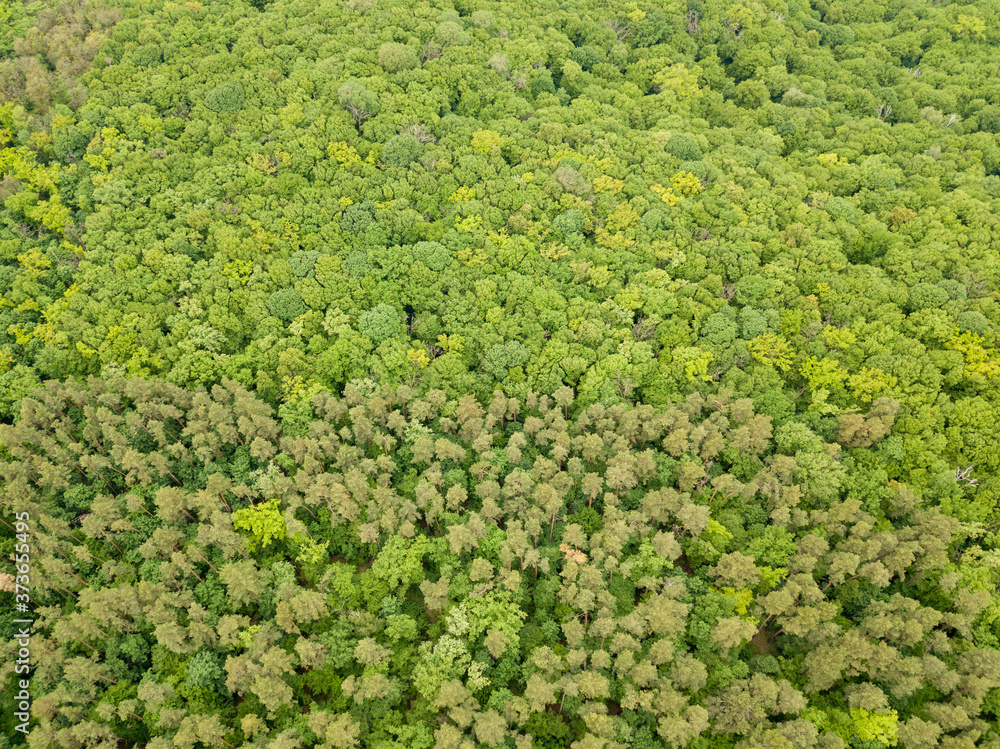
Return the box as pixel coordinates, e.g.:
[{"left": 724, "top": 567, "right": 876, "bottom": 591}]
[
  {"left": 1, "top": 0, "right": 1000, "bottom": 746},
  {"left": 0, "top": 377, "right": 998, "bottom": 749}
]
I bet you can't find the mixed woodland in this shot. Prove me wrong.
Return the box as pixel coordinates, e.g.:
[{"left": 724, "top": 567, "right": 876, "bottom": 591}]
[{"left": 1, "top": 0, "right": 1000, "bottom": 747}]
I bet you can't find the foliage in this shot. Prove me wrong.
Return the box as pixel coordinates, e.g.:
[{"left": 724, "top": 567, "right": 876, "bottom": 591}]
[
  {"left": 232, "top": 498, "right": 287, "bottom": 551},
  {"left": 382, "top": 133, "right": 423, "bottom": 168},
  {"left": 204, "top": 82, "right": 245, "bottom": 114},
  {"left": 2, "top": 0, "right": 1000, "bottom": 745},
  {"left": 266, "top": 288, "right": 307, "bottom": 323},
  {"left": 358, "top": 303, "right": 400, "bottom": 343},
  {"left": 1, "top": 379, "right": 998, "bottom": 747}
]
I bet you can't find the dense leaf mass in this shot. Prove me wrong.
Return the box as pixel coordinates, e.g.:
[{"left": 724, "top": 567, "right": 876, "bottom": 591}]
[
  {"left": 0, "top": 378, "right": 999, "bottom": 749},
  {"left": 1, "top": 0, "right": 1000, "bottom": 746}
]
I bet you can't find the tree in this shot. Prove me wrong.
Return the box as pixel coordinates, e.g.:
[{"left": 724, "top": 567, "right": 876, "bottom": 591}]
[
  {"left": 712, "top": 552, "right": 762, "bottom": 589},
  {"left": 204, "top": 82, "right": 245, "bottom": 113},
  {"left": 378, "top": 42, "right": 418, "bottom": 72},
  {"left": 232, "top": 498, "right": 286, "bottom": 551},
  {"left": 266, "top": 289, "right": 307, "bottom": 323},
  {"left": 383, "top": 133, "right": 424, "bottom": 168},
  {"left": 359, "top": 303, "right": 401, "bottom": 343},
  {"left": 220, "top": 560, "right": 272, "bottom": 607}
]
